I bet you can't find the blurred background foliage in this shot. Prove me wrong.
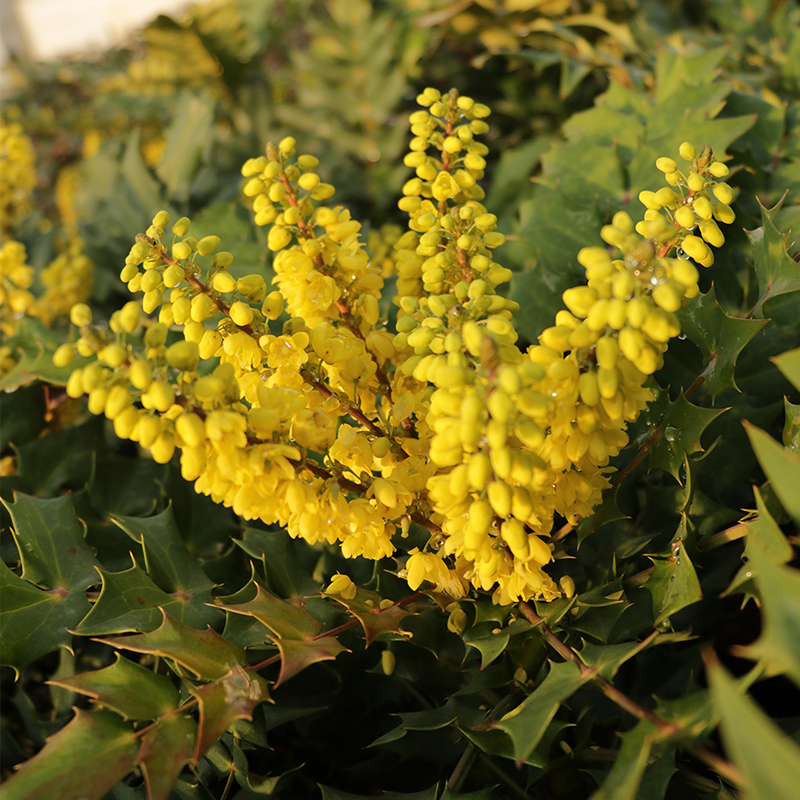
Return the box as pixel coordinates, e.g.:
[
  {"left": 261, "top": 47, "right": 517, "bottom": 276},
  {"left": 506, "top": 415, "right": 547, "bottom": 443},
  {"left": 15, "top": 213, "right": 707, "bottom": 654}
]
[{"left": 2, "top": 0, "right": 800, "bottom": 798}]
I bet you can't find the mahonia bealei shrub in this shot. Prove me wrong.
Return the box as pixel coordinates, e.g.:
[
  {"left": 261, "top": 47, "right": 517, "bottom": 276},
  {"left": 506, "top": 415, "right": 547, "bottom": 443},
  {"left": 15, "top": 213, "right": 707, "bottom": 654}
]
[{"left": 56, "top": 89, "right": 736, "bottom": 605}]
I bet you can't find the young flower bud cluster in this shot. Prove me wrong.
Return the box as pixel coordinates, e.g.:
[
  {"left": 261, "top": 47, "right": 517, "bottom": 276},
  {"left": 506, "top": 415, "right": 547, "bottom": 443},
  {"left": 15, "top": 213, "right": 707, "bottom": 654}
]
[
  {"left": 31, "top": 238, "right": 94, "bottom": 325},
  {"left": 0, "top": 123, "right": 36, "bottom": 235},
  {"left": 0, "top": 241, "right": 35, "bottom": 336}
]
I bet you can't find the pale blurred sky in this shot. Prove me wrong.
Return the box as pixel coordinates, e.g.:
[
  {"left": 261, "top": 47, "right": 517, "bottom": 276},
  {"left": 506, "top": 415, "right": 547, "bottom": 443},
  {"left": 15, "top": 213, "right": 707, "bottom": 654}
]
[{"left": 1, "top": 0, "right": 192, "bottom": 67}]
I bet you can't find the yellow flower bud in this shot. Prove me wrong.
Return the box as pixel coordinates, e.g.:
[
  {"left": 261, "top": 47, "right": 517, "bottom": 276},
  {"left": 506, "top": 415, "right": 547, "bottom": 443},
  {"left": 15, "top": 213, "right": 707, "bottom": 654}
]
[
  {"left": 105, "top": 385, "right": 132, "bottom": 419},
  {"left": 166, "top": 340, "right": 200, "bottom": 370},
  {"left": 175, "top": 412, "right": 206, "bottom": 447},
  {"left": 151, "top": 431, "right": 176, "bottom": 464},
  {"left": 129, "top": 359, "right": 153, "bottom": 390},
  {"left": 173, "top": 217, "right": 191, "bottom": 236},
  {"left": 99, "top": 344, "right": 127, "bottom": 368},
  {"left": 326, "top": 573, "right": 357, "bottom": 600},
  {"left": 190, "top": 293, "right": 215, "bottom": 322},
  {"left": 172, "top": 241, "right": 192, "bottom": 261},
  {"left": 268, "top": 226, "right": 292, "bottom": 251},
  {"left": 197, "top": 236, "right": 220, "bottom": 256},
  {"left": 679, "top": 142, "right": 696, "bottom": 161},
  {"left": 381, "top": 650, "right": 396, "bottom": 676},
  {"left": 709, "top": 161, "right": 729, "bottom": 178},
  {"left": 53, "top": 344, "right": 76, "bottom": 368},
  {"left": 70, "top": 303, "right": 92, "bottom": 327},
  {"left": 229, "top": 301, "right": 255, "bottom": 327}
]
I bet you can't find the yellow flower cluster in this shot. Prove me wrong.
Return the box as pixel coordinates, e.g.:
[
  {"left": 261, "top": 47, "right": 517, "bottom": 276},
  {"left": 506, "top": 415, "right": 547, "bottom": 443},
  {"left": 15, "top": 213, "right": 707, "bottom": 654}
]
[
  {"left": 0, "top": 123, "right": 36, "bottom": 236},
  {"left": 0, "top": 241, "right": 35, "bottom": 336},
  {"left": 57, "top": 88, "right": 737, "bottom": 606},
  {"left": 31, "top": 238, "right": 94, "bottom": 325}
]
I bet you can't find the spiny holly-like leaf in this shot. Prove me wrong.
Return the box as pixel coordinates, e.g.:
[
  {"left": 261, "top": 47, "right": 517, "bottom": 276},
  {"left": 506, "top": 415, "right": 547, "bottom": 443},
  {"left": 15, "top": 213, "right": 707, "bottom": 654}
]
[
  {"left": 74, "top": 561, "right": 219, "bottom": 636},
  {"left": 112, "top": 506, "right": 214, "bottom": 595},
  {"left": 747, "top": 198, "right": 800, "bottom": 311},
  {"left": 371, "top": 698, "right": 460, "bottom": 747},
  {"left": 48, "top": 653, "right": 179, "bottom": 720},
  {"left": 3, "top": 492, "right": 101, "bottom": 591},
  {"left": 229, "top": 738, "right": 303, "bottom": 795},
  {"left": 647, "top": 392, "right": 729, "bottom": 482},
  {"left": 745, "top": 487, "right": 793, "bottom": 565},
  {"left": 645, "top": 533, "right": 702, "bottom": 626},
  {"left": 0, "top": 317, "right": 93, "bottom": 392},
  {"left": 635, "top": 750, "right": 677, "bottom": 800},
  {"left": 745, "top": 422, "right": 800, "bottom": 527},
  {"left": 588, "top": 720, "right": 657, "bottom": 800},
  {"left": 190, "top": 667, "right": 271, "bottom": 762},
  {"left": 462, "top": 623, "right": 511, "bottom": 669},
  {"left": 217, "top": 584, "right": 348, "bottom": 685},
  {"left": 236, "top": 527, "right": 319, "bottom": 597},
  {"left": 738, "top": 537, "right": 800, "bottom": 687},
  {"left": 96, "top": 609, "right": 245, "bottom": 680},
  {"left": 0, "top": 559, "right": 90, "bottom": 676},
  {"left": 138, "top": 713, "right": 196, "bottom": 800},
  {"left": 784, "top": 399, "right": 800, "bottom": 452},
  {"left": 320, "top": 786, "right": 439, "bottom": 800},
  {"left": 323, "top": 587, "right": 416, "bottom": 646},
  {"left": 494, "top": 659, "right": 590, "bottom": 764},
  {"left": 676, "top": 286, "right": 769, "bottom": 399},
  {"left": 1, "top": 708, "right": 139, "bottom": 800},
  {"left": 773, "top": 346, "right": 800, "bottom": 393},
  {"left": 708, "top": 656, "right": 800, "bottom": 800}
]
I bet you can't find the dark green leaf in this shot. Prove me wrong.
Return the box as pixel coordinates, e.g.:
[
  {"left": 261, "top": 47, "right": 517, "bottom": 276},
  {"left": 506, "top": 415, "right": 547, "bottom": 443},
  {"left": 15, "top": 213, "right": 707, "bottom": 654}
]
[
  {"left": 676, "top": 286, "right": 768, "bottom": 399},
  {"left": 111, "top": 506, "right": 214, "bottom": 594},
  {"left": 773, "top": 346, "right": 800, "bottom": 393},
  {"left": 74, "top": 561, "right": 219, "bottom": 636},
  {"left": 138, "top": 713, "right": 197, "bottom": 800},
  {"left": 1, "top": 709, "right": 138, "bottom": 800},
  {"left": 0, "top": 559, "right": 90, "bottom": 676},
  {"left": 647, "top": 392, "right": 729, "bottom": 482},
  {"left": 579, "top": 636, "right": 655, "bottom": 680},
  {"left": 495, "top": 660, "right": 589, "bottom": 763},
  {"left": 748, "top": 198, "right": 800, "bottom": 311},
  {"left": 784, "top": 399, "right": 800, "bottom": 452},
  {"left": 48, "top": 653, "right": 179, "bottom": 720},
  {"left": 645, "top": 534, "right": 702, "bottom": 625},
  {"left": 708, "top": 657, "right": 800, "bottom": 800},
  {"left": 237, "top": 527, "right": 319, "bottom": 597},
  {"left": 635, "top": 749, "right": 676, "bottom": 800},
  {"left": 3, "top": 492, "right": 101, "bottom": 591},
  {"left": 745, "top": 422, "right": 800, "bottom": 527},
  {"left": 319, "top": 785, "right": 438, "bottom": 800},
  {"left": 96, "top": 609, "right": 246, "bottom": 680},
  {"left": 589, "top": 721, "right": 657, "bottom": 800}
]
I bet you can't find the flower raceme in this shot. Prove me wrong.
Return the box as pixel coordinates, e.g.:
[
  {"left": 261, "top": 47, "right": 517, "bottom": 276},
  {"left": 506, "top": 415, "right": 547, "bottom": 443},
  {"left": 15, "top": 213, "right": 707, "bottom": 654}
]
[{"left": 56, "top": 88, "right": 736, "bottom": 605}]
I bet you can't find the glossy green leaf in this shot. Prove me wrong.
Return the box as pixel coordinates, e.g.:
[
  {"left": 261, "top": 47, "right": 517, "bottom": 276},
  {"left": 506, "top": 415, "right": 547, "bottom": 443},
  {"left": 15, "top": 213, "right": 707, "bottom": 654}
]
[
  {"left": 96, "top": 609, "right": 246, "bottom": 680},
  {"left": 3, "top": 492, "right": 101, "bottom": 591},
  {"left": 784, "top": 399, "right": 800, "bottom": 452},
  {"left": 74, "top": 561, "right": 219, "bottom": 636},
  {"left": 745, "top": 422, "right": 800, "bottom": 527},
  {"left": 272, "top": 635, "right": 350, "bottom": 686},
  {"left": 589, "top": 720, "right": 657, "bottom": 800},
  {"left": 635, "top": 749, "right": 676, "bottom": 800},
  {"left": 647, "top": 392, "right": 729, "bottom": 482},
  {"left": 190, "top": 667, "right": 271, "bottom": 762},
  {"left": 111, "top": 506, "right": 214, "bottom": 594},
  {"left": 645, "top": 535, "right": 702, "bottom": 625},
  {"left": 371, "top": 698, "right": 459, "bottom": 746},
  {"left": 708, "top": 658, "right": 800, "bottom": 800},
  {"left": 579, "top": 636, "right": 655, "bottom": 681},
  {"left": 748, "top": 198, "right": 800, "bottom": 311},
  {"left": 676, "top": 287, "right": 769, "bottom": 399},
  {"left": 739, "top": 537, "right": 800, "bottom": 687},
  {"left": 48, "top": 653, "right": 179, "bottom": 720},
  {"left": 462, "top": 623, "right": 510, "bottom": 669},
  {"left": 495, "top": 660, "right": 589, "bottom": 763},
  {"left": 0, "top": 560, "right": 90, "bottom": 676},
  {"left": 1, "top": 709, "right": 138, "bottom": 800},
  {"left": 237, "top": 527, "right": 320, "bottom": 597},
  {"left": 323, "top": 586, "right": 416, "bottom": 646},
  {"left": 138, "top": 713, "right": 197, "bottom": 800},
  {"left": 319, "top": 785, "right": 438, "bottom": 800}
]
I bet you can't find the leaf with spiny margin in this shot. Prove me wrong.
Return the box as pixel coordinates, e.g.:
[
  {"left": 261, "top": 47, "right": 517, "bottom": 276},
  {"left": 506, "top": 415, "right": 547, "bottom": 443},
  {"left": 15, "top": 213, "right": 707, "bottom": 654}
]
[
  {"left": 216, "top": 584, "right": 348, "bottom": 684},
  {"left": 138, "top": 713, "right": 196, "bottom": 800},
  {"left": 3, "top": 492, "right": 101, "bottom": 591},
  {"left": 676, "top": 286, "right": 768, "bottom": 399},
  {"left": 48, "top": 653, "right": 179, "bottom": 720},
  {"left": 111, "top": 506, "right": 214, "bottom": 594},
  {"left": 738, "top": 537, "right": 800, "bottom": 687},
  {"left": 579, "top": 635, "right": 656, "bottom": 681},
  {"left": 653, "top": 47, "right": 730, "bottom": 102},
  {"left": 1, "top": 708, "right": 139, "bottom": 800},
  {"left": 748, "top": 198, "right": 800, "bottom": 312},
  {"left": 96, "top": 609, "right": 245, "bottom": 680},
  {"left": 0, "top": 560, "right": 90, "bottom": 675},
  {"left": 635, "top": 750, "right": 676, "bottom": 800},
  {"left": 745, "top": 422, "right": 800, "bottom": 527},
  {"left": 647, "top": 392, "right": 728, "bottom": 482},
  {"left": 645, "top": 533, "right": 702, "bottom": 626},
  {"left": 320, "top": 786, "right": 438, "bottom": 800},
  {"left": 229, "top": 738, "right": 303, "bottom": 795},
  {"left": 236, "top": 527, "right": 319, "bottom": 597},
  {"left": 74, "top": 561, "right": 219, "bottom": 636},
  {"left": 323, "top": 587, "right": 416, "bottom": 646},
  {"left": 0, "top": 317, "right": 93, "bottom": 391},
  {"left": 462, "top": 623, "right": 510, "bottom": 670},
  {"left": 494, "top": 660, "right": 590, "bottom": 764},
  {"left": 190, "top": 667, "right": 271, "bottom": 762},
  {"left": 784, "top": 399, "right": 800, "bottom": 452},
  {"left": 708, "top": 657, "right": 800, "bottom": 800},
  {"left": 588, "top": 720, "right": 657, "bottom": 800},
  {"left": 773, "top": 346, "right": 800, "bottom": 393},
  {"left": 460, "top": 718, "right": 570, "bottom": 770},
  {"left": 370, "top": 697, "right": 459, "bottom": 747}
]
